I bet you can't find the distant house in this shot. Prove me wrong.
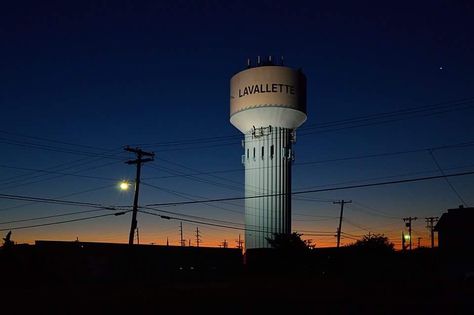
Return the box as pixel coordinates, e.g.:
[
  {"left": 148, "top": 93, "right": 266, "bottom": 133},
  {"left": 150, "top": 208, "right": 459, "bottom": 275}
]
[{"left": 435, "top": 206, "right": 474, "bottom": 251}]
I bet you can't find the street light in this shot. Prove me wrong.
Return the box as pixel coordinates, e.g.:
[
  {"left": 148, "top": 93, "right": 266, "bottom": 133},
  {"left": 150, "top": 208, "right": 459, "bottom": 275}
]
[{"left": 119, "top": 181, "right": 131, "bottom": 191}]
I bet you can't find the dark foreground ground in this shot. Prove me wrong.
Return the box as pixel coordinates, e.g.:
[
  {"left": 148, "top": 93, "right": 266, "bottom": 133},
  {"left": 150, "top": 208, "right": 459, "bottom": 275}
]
[{"left": 1, "top": 242, "right": 473, "bottom": 314}]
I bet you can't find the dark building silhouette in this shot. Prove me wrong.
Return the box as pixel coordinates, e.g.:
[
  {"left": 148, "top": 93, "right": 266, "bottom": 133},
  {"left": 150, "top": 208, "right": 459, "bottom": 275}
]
[
  {"left": 435, "top": 205, "right": 474, "bottom": 251},
  {"left": 0, "top": 240, "right": 243, "bottom": 288}
]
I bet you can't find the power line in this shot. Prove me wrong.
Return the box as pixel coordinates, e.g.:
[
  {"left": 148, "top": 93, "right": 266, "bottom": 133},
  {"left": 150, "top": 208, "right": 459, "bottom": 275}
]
[
  {"left": 0, "top": 159, "right": 121, "bottom": 191},
  {"left": 141, "top": 182, "right": 245, "bottom": 216},
  {"left": 343, "top": 217, "right": 373, "bottom": 232},
  {"left": 139, "top": 208, "right": 331, "bottom": 235},
  {"left": 0, "top": 184, "right": 114, "bottom": 213},
  {"left": 293, "top": 217, "right": 337, "bottom": 222},
  {"left": 0, "top": 193, "right": 106, "bottom": 208},
  {"left": 0, "top": 207, "right": 127, "bottom": 225},
  {"left": 0, "top": 192, "right": 128, "bottom": 210},
  {"left": 0, "top": 133, "right": 124, "bottom": 189},
  {"left": 297, "top": 163, "right": 474, "bottom": 193},
  {"left": 1, "top": 167, "right": 458, "bottom": 235},
  {"left": 146, "top": 164, "right": 242, "bottom": 192},
  {"left": 146, "top": 159, "right": 336, "bottom": 205},
  {"left": 428, "top": 150, "right": 468, "bottom": 207},
  {"left": 0, "top": 137, "right": 125, "bottom": 160},
  {"left": 146, "top": 170, "right": 474, "bottom": 207},
  {"left": 139, "top": 209, "right": 250, "bottom": 232},
  {"left": 141, "top": 139, "right": 474, "bottom": 181},
  {"left": 350, "top": 202, "right": 400, "bottom": 219},
  {"left": 0, "top": 129, "right": 116, "bottom": 152},
  {"left": 0, "top": 164, "right": 119, "bottom": 182},
  {"left": 140, "top": 206, "right": 245, "bottom": 228},
  {"left": 131, "top": 97, "right": 474, "bottom": 149},
  {"left": 300, "top": 97, "right": 474, "bottom": 132},
  {"left": 142, "top": 181, "right": 336, "bottom": 222},
  {"left": 0, "top": 211, "right": 130, "bottom": 232}
]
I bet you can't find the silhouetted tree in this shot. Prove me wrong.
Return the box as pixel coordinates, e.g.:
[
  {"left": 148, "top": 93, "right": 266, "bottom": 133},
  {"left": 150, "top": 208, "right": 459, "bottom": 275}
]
[
  {"left": 266, "top": 232, "right": 313, "bottom": 252},
  {"left": 350, "top": 233, "right": 394, "bottom": 252},
  {"left": 264, "top": 233, "right": 314, "bottom": 271},
  {"left": 2, "top": 231, "right": 14, "bottom": 249}
]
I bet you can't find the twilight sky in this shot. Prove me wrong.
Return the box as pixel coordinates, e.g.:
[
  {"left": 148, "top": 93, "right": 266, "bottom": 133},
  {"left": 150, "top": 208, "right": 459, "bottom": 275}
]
[{"left": 1, "top": 1, "right": 473, "bottom": 248}]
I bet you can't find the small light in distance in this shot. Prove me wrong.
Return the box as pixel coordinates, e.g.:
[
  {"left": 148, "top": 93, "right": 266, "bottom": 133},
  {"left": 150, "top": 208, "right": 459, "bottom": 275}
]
[
  {"left": 119, "top": 181, "right": 130, "bottom": 191},
  {"left": 404, "top": 234, "right": 411, "bottom": 241}
]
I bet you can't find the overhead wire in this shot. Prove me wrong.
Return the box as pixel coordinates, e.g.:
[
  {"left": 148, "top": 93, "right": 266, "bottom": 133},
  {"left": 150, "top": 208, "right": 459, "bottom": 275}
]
[
  {"left": 138, "top": 208, "right": 334, "bottom": 235},
  {"left": 0, "top": 164, "right": 119, "bottom": 182},
  {"left": 0, "top": 211, "right": 130, "bottom": 232},
  {"left": 0, "top": 192, "right": 129, "bottom": 210},
  {"left": 142, "top": 139, "right": 474, "bottom": 181},
  {"left": 0, "top": 207, "right": 129, "bottom": 225},
  {"left": 146, "top": 170, "right": 474, "bottom": 207},
  {"left": 428, "top": 149, "right": 468, "bottom": 207},
  {"left": 0, "top": 137, "right": 125, "bottom": 160},
  {"left": 130, "top": 97, "right": 474, "bottom": 151},
  {"left": 3, "top": 97, "right": 474, "bottom": 242},
  {"left": 0, "top": 183, "right": 116, "bottom": 213}
]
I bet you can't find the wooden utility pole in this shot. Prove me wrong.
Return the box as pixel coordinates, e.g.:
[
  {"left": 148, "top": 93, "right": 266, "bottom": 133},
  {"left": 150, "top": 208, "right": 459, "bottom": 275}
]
[
  {"left": 125, "top": 146, "right": 155, "bottom": 245},
  {"left": 425, "top": 217, "right": 439, "bottom": 248},
  {"left": 195, "top": 227, "right": 201, "bottom": 247},
  {"left": 334, "top": 200, "right": 352, "bottom": 248},
  {"left": 402, "top": 231, "right": 407, "bottom": 251},
  {"left": 180, "top": 222, "right": 185, "bottom": 246},
  {"left": 236, "top": 234, "right": 243, "bottom": 250},
  {"left": 403, "top": 217, "right": 417, "bottom": 250}
]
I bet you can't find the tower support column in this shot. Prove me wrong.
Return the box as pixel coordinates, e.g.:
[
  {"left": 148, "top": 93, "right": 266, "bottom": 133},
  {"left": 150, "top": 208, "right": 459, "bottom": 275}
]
[{"left": 243, "top": 126, "right": 293, "bottom": 249}]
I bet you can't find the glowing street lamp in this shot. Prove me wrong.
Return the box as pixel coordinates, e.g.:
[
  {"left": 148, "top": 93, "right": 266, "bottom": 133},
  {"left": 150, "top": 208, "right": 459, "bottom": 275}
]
[{"left": 119, "top": 181, "right": 131, "bottom": 191}]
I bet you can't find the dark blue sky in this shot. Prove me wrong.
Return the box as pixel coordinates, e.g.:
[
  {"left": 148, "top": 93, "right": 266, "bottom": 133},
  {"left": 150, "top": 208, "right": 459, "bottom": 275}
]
[{"left": 1, "top": 1, "right": 473, "bottom": 247}]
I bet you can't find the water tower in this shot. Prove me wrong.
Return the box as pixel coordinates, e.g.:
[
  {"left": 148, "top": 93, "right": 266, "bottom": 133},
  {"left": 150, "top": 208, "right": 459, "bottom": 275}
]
[{"left": 230, "top": 57, "right": 307, "bottom": 249}]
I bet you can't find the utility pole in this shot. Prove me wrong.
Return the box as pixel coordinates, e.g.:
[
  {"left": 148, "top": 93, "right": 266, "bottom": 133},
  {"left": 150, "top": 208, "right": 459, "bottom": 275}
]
[
  {"left": 417, "top": 237, "right": 422, "bottom": 248},
  {"left": 136, "top": 228, "right": 140, "bottom": 245},
  {"left": 195, "top": 227, "right": 201, "bottom": 247},
  {"left": 425, "top": 217, "right": 439, "bottom": 248},
  {"left": 236, "top": 234, "right": 243, "bottom": 250},
  {"left": 125, "top": 146, "right": 155, "bottom": 245},
  {"left": 402, "top": 231, "right": 406, "bottom": 251},
  {"left": 403, "top": 217, "right": 417, "bottom": 250},
  {"left": 334, "top": 200, "right": 352, "bottom": 248},
  {"left": 221, "top": 240, "right": 228, "bottom": 248},
  {"left": 180, "top": 222, "right": 185, "bottom": 246}
]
